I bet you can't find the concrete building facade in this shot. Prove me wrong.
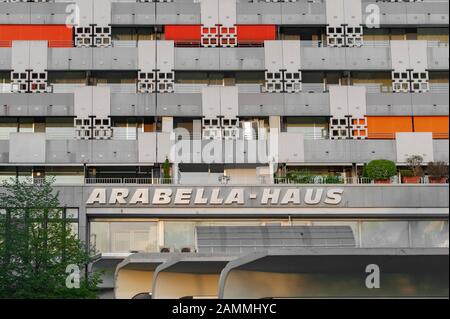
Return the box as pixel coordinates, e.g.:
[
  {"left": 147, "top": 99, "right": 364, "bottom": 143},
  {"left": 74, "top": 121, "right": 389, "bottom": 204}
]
[{"left": 0, "top": 0, "right": 448, "bottom": 299}]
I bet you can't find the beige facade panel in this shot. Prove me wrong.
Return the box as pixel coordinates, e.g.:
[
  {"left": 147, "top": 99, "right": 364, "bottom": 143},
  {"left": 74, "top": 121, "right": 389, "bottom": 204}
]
[
  {"left": 218, "top": 0, "right": 236, "bottom": 27},
  {"left": 138, "top": 40, "right": 157, "bottom": 72},
  {"left": 200, "top": 0, "right": 219, "bottom": 27},
  {"left": 9, "top": 133, "right": 46, "bottom": 163},
  {"left": 396, "top": 132, "right": 434, "bottom": 163},
  {"left": 138, "top": 132, "right": 157, "bottom": 164},
  {"left": 325, "top": 0, "right": 345, "bottom": 26}
]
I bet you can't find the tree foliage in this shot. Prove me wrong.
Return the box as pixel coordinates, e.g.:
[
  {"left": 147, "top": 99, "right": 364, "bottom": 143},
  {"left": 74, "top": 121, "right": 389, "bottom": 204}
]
[
  {"left": 365, "top": 159, "right": 397, "bottom": 180},
  {"left": 0, "top": 178, "right": 101, "bottom": 299},
  {"left": 162, "top": 157, "right": 171, "bottom": 180}
]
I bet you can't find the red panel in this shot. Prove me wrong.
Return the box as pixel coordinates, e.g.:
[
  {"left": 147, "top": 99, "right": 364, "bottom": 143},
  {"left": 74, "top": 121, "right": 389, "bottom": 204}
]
[
  {"left": 164, "top": 24, "right": 276, "bottom": 46},
  {"left": 165, "top": 25, "right": 201, "bottom": 43},
  {"left": 237, "top": 25, "right": 276, "bottom": 44},
  {"left": 0, "top": 25, "right": 73, "bottom": 47}
]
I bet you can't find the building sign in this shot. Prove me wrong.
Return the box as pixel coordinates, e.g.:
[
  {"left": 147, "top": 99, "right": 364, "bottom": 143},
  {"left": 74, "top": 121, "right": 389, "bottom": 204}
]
[{"left": 86, "top": 187, "right": 344, "bottom": 207}]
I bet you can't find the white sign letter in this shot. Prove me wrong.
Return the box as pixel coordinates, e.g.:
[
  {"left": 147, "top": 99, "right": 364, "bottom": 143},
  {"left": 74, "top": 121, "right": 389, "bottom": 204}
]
[
  {"left": 324, "top": 189, "right": 344, "bottom": 205},
  {"left": 109, "top": 189, "right": 129, "bottom": 204},
  {"left": 86, "top": 189, "right": 106, "bottom": 204},
  {"left": 152, "top": 189, "right": 173, "bottom": 205}
]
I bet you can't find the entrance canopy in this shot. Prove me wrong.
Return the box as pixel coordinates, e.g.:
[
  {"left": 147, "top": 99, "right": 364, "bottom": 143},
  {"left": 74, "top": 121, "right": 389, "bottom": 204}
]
[{"left": 218, "top": 248, "right": 449, "bottom": 299}]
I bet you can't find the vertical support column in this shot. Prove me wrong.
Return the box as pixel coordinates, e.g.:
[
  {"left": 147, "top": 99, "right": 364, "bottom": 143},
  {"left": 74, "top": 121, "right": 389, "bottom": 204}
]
[
  {"left": 138, "top": 40, "right": 157, "bottom": 93},
  {"left": 218, "top": 0, "right": 237, "bottom": 48},
  {"left": 92, "top": 87, "right": 112, "bottom": 140},
  {"left": 29, "top": 41, "right": 49, "bottom": 93},
  {"left": 326, "top": 0, "right": 363, "bottom": 47},
  {"left": 11, "top": 41, "right": 30, "bottom": 93},
  {"left": 69, "top": 0, "right": 94, "bottom": 48},
  {"left": 268, "top": 116, "right": 281, "bottom": 181},
  {"left": 93, "top": 0, "right": 112, "bottom": 48},
  {"left": 282, "top": 41, "right": 302, "bottom": 93},
  {"left": 329, "top": 86, "right": 350, "bottom": 140},
  {"left": 74, "top": 87, "right": 112, "bottom": 140},
  {"left": 347, "top": 86, "right": 367, "bottom": 140},
  {"left": 391, "top": 41, "right": 411, "bottom": 93},
  {"left": 391, "top": 40, "right": 429, "bottom": 93},
  {"left": 408, "top": 41, "right": 429, "bottom": 93},
  {"left": 326, "top": 0, "right": 346, "bottom": 48},
  {"left": 269, "top": 116, "right": 281, "bottom": 134},
  {"left": 329, "top": 86, "right": 368, "bottom": 140},
  {"left": 11, "top": 41, "right": 49, "bottom": 93},
  {"left": 343, "top": 0, "right": 363, "bottom": 47},
  {"left": 161, "top": 117, "right": 174, "bottom": 134},
  {"left": 63, "top": 0, "right": 112, "bottom": 48},
  {"left": 156, "top": 41, "right": 175, "bottom": 93},
  {"left": 201, "top": 0, "right": 220, "bottom": 47},
  {"left": 264, "top": 41, "right": 284, "bottom": 93},
  {"left": 202, "top": 87, "right": 222, "bottom": 140},
  {"left": 220, "top": 86, "right": 239, "bottom": 140},
  {"left": 193, "top": 120, "right": 202, "bottom": 140},
  {"left": 74, "top": 87, "right": 94, "bottom": 140}
]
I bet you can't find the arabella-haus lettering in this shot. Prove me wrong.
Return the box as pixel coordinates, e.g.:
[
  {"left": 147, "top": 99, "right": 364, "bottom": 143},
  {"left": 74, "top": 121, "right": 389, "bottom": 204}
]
[{"left": 86, "top": 187, "right": 344, "bottom": 206}]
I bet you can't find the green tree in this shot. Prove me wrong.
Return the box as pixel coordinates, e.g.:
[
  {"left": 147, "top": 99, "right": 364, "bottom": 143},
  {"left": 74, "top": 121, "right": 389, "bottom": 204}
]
[
  {"left": 0, "top": 178, "right": 101, "bottom": 299},
  {"left": 162, "top": 157, "right": 172, "bottom": 180},
  {"left": 365, "top": 159, "right": 397, "bottom": 180}
]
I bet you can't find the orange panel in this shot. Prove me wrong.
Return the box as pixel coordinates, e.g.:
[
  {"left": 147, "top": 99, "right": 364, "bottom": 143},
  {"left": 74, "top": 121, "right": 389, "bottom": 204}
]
[
  {"left": 237, "top": 25, "right": 276, "bottom": 44},
  {"left": 414, "top": 116, "right": 449, "bottom": 139},
  {"left": 164, "top": 24, "right": 276, "bottom": 45},
  {"left": 165, "top": 25, "right": 201, "bottom": 42},
  {"left": 0, "top": 25, "right": 73, "bottom": 47},
  {"left": 367, "top": 116, "right": 413, "bottom": 139}
]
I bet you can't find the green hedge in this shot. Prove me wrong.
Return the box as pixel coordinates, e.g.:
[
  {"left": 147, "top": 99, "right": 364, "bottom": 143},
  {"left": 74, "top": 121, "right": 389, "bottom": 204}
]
[{"left": 365, "top": 160, "right": 397, "bottom": 180}]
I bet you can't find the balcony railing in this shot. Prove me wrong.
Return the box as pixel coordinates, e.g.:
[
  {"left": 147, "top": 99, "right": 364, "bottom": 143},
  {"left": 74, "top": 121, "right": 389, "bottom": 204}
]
[
  {"left": 174, "top": 83, "right": 208, "bottom": 93},
  {"left": 84, "top": 178, "right": 174, "bottom": 185},
  {"left": 3, "top": 176, "right": 446, "bottom": 187},
  {"left": 1, "top": 39, "right": 447, "bottom": 50},
  {"left": 274, "top": 176, "right": 375, "bottom": 185}
]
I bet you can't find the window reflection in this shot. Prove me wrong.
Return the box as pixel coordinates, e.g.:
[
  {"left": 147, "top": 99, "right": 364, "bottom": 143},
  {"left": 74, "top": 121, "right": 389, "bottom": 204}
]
[
  {"left": 88, "top": 219, "right": 449, "bottom": 254},
  {"left": 410, "top": 221, "right": 449, "bottom": 248},
  {"left": 90, "top": 222, "right": 158, "bottom": 254}
]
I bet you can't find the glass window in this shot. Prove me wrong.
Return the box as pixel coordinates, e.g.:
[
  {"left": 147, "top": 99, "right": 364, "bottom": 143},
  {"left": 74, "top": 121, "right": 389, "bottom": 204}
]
[
  {"left": 18, "top": 118, "right": 33, "bottom": 133},
  {"left": 163, "top": 220, "right": 280, "bottom": 252},
  {"left": 66, "top": 208, "right": 79, "bottom": 219},
  {"left": 0, "top": 118, "right": 17, "bottom": 140},
  {"left": 164, "top": 222, "right": 196, "bottom": 251},
  {"left": 90, "top": 222, "right": 158, "bottom": 254},
  {"left": 410, "top": 221, "right": 449, "bottom": 248},
  {"left": 361, "top": 221, "right": 409, "bottom": 248},
  {"left": 312, "top": 220, "right": 360, "bottom": 247},
  {"left": 69, "top": 223, "right": 79, "bottom": 239}
]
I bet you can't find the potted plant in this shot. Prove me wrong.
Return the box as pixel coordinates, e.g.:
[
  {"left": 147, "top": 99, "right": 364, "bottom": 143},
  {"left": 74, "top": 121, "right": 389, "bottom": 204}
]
[
  {"left": 162, "top": 157, "right": 172, "bottom": 184},
  {"left": 427, "top": 161, "right": 449, "bottom": 184},
  {"left": 401, "top": 155, "right": 424, "bottom": 184},
  {"left": 323, "top": 175, "right": 344, "bottom": 184},
  {"left": 286, "top": 170, "right": 314, "bottom": 184},
  {"left": 365, "top": 159, "right": 397, "bottom": 184},
  {"left": 399, "top": 169, "right": 416, "bottom": 184}
]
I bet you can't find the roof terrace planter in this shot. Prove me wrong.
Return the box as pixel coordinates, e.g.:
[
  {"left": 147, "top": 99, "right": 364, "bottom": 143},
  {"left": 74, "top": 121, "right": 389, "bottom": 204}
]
[
  {"left": 427, "top": 162, "right": 449, "bottom": 184},
  {"left": 400, "top": 169, "right": 422, "bottom": 184},
  {"left": 365, "top": 159, "right": 397, "bottom": 184},
  {"left": 400, "top": 155, "right": 425, "bottom": 184}
]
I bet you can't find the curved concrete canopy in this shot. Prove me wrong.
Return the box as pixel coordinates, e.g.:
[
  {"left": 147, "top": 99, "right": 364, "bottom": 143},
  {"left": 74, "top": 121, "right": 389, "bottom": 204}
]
[
  {"left": 218, "top": 248, "right": 449, "bottom": 299},
  {"left": 114, "top": 253, "right": 172, "bottom": 299},
  {"left": 91, "top": 254, "right": 131, "bottom": 298},
  {"left": 151, "top": 254, "right": 237, "bottom": 299}
]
